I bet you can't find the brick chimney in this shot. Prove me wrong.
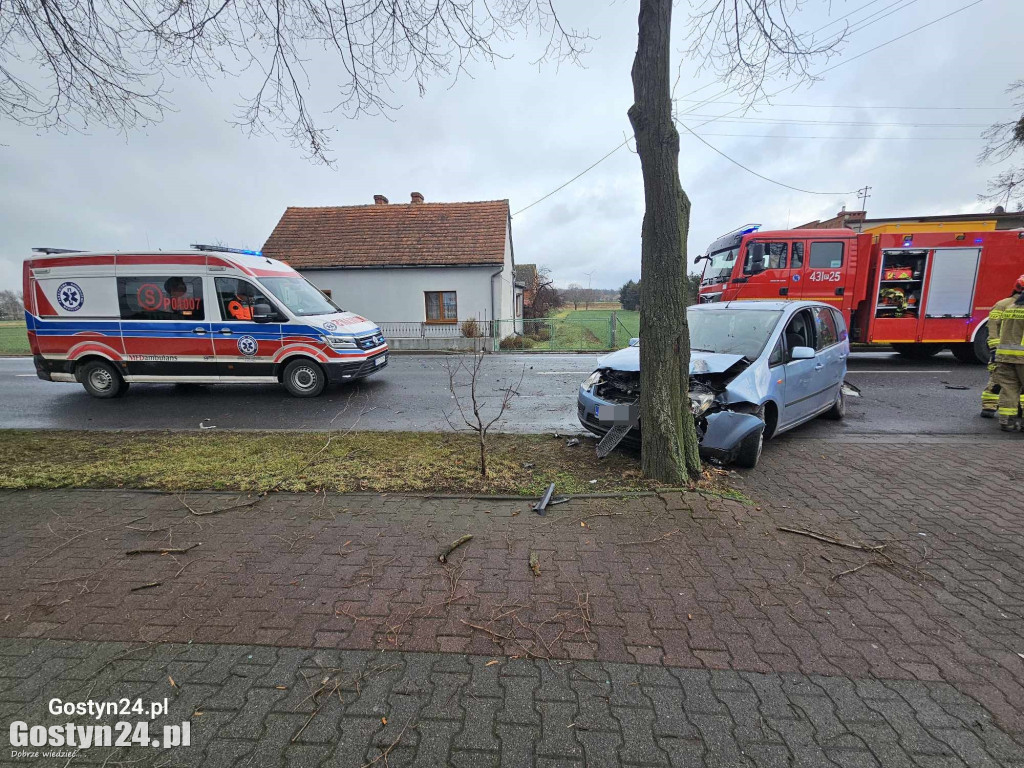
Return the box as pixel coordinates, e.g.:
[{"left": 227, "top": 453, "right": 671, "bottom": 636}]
[
  {"left": 410, "top": 192, "right": 424, "bottom": 204},
  {"left": 373, "top": 194, "right": 389, "bottom": 205}
]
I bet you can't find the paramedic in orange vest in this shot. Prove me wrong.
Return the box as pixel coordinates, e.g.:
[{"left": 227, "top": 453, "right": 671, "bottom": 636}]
[
  {"left": 989, "top": 275, "right": 1024, "bottom": 432},
  {"left": 227, "top": 283, "right": 255, "bottom": 321}
]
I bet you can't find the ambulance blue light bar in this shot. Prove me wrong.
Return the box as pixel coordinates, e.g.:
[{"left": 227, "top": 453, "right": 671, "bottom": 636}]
[{"left": 191, "top": 243, "right": 263, "bottom": 257}]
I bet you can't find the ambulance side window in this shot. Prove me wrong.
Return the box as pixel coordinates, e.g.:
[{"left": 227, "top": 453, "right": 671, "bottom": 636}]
[
  {"left": 216, "top": 278, "right": 274, "bottom": 322},
  {"left": 117, "top": 276, "right": 205, "bottom": 321}
]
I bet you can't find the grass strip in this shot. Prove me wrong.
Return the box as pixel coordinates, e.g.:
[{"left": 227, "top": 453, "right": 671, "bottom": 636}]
[{"left": 0, "top": 429, "right": 660, "bottom": 496}]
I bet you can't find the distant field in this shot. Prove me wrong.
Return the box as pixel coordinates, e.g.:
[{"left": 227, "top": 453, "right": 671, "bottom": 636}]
[
  {"left": 521, "top": 309, "right": 639, "bottom": 350},
  {"left": 0, "top": 322, "right": 29, "bottom": 356}
]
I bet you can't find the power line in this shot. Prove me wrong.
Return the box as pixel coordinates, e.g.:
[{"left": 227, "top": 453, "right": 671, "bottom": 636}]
[
  {"left": 512, "top": 138, "right": 631, "bottom": 216},
  {"left": 814, "top": 0, "right": 986, "bottom": 78},
  {"left": 693, "top": 132, "right": 981, "bottom": 141},
  {"left": 512, "top": 0, "right": 988, "bottom": 216},
  {"left": 676, "top": 121, "right": 857, "bottom": 195},
  {"left": 675, "top": 99, "right": 1010, "bottom": 111},
  {"left": 679, "top": 114, "right": 991, "bottom": 127}
]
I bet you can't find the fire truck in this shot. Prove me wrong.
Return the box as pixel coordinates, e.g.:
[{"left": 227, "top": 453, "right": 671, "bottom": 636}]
[{"left": 695, "top": 226, "right": 1024, "bottom": 363}]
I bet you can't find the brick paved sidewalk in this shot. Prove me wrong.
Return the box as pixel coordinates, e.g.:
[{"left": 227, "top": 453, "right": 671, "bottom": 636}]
[
  {"left": 1, "top": 436, "right": 1023, "bottom": 765},
  {"left": 4, "top": 637, "right": 1023, "bottom": 768}
]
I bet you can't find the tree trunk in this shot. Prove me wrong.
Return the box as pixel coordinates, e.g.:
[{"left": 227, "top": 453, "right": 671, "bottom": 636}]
[{"left": 628, "top": 0, "right": 702, "bottom": 483}]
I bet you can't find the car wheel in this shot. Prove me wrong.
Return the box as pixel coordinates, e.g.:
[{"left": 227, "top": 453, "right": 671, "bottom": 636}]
[
  {"left": 823, "top": 388, "right": 845, "bottom": 420},
  {"left": 79, "top": 360, "right": 126, "bottom": 399},
  {"left": 733, "top": 425, "right": 764, "bottom": 469},
  {"left": 282, "top": 359, "right": 327, "bottom": 397}
]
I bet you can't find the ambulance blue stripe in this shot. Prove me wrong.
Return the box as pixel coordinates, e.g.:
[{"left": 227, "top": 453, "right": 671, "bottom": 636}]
[{"left": 28, "top": 316, "right": 381, "bottom": 340}]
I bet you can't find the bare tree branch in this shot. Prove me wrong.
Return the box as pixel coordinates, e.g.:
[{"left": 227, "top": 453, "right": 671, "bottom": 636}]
[
  {"left": 0, "top": 0, "right": 590, "bottom": 161},
  {"left": 679, "top": 0, "right": 847, "bottom": 106},
  {"left": 442, "top": 352, "right": 524, "bottom": 477}
]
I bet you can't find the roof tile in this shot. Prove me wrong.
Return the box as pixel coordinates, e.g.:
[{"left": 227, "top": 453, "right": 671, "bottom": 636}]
[{"left": 261, "top": 200, "right": 510, "bottom": 269}]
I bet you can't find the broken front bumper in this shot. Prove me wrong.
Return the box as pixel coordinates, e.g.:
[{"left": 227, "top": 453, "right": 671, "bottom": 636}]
[{"left": 577, "top": 386, "right": 764, "bottom": 463}]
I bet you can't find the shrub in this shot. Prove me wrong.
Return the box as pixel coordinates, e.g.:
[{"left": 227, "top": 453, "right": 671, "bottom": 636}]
[
  {"left": 460, "top": 318, "right": 482, "bottom": 338},
  {"left": 498, "top": 334, "right": 535, "bottom": 350},
  {"left": 528, "top": 327, "right": 552, "bottom": 342}
]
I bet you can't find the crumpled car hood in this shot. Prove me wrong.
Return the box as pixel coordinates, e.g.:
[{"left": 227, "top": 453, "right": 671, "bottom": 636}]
[{"left": 597, "top": 346, "right": 746, "bottom": 375}]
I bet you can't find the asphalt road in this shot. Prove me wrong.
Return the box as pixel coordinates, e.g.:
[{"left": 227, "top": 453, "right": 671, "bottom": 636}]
[{"left": 0, "top": 350, "right": 1004, "bottom": 439}]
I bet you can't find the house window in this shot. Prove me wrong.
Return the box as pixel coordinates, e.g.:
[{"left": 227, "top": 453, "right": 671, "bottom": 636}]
[
  {"left": 425, "top": 291, "right": 458, "bottom": 323},
  {"left": 516, "top": 293, "right": 524, "bottom": 318}
]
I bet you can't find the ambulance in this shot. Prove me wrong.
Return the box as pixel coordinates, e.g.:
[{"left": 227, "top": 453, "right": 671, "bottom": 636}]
[{"left": 23, "top": 245, "right": 388, "bottom": 398}]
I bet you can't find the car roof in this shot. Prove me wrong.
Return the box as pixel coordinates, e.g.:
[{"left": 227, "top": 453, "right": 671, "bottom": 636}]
[{"left": 690, "top": 300, "right": 830, "bottom": 312}]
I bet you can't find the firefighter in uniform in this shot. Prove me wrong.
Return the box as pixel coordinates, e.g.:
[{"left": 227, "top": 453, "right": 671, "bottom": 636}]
[
  {"left": 989, "top": 275, "right": 1024, "bottom": 432},
  {"left": 980, "top": 360, "right": 1001, "bottom": 419}
]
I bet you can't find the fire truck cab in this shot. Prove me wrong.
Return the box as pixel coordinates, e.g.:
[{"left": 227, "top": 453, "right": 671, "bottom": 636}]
[{"left": 696, "top": 225, "right": 1024, "bottom": 364}]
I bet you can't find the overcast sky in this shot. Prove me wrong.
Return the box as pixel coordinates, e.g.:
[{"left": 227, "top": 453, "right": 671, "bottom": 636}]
[{"left": 1, "top": 0, "right": 1020, "bottom": 296}]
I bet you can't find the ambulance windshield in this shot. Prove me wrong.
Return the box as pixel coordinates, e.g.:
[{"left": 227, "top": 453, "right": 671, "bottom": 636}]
[{"left": 260, "top": 276, "right": 340, "bottom": 316}]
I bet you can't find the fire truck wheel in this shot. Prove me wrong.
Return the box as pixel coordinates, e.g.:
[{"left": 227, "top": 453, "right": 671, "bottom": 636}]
[
  {"left": 282, "top": 358, "right": 327, "bottom": 397},
  {"left": 79, "top": 360, "right": 127, "bottom": 399},
  {"left": 823, "top": 388, "right": 845, "bottom": 420},
  {"left": 952, "top": 326, "right": 988, "bottom": 365}
]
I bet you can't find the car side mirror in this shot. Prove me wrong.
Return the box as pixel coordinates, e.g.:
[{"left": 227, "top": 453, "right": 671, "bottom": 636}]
[
  {"left": 252, "top": 303, "right": 276, "bottom": 323},
  {"left": 748, "top": 243, "right": 766, "bottom": 274},
  {"left": 790, "top": 345, "right": 815, "bottom": 361}
]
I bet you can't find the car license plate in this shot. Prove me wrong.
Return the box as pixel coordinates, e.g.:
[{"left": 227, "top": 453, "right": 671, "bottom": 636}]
[
  {"left": 375, "top": 355, "right": 386, "bottom": 366},
  {"left": 596, "top": 404, "right": 632, "bottom": 424}
]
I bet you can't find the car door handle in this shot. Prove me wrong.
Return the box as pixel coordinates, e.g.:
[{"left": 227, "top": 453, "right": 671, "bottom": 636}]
[
  {"left": 219, "top": 328, "right": 233, "bottom": 335},
  {"left": 193, "top": 327, "right": 207, "bottom": 335},
  {"left": 814, "top": 363, "right": 824, "bottom": 370}
]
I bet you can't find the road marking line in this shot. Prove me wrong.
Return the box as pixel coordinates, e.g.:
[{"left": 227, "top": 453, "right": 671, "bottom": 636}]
[
  {"left": 849, "top": 370, "right": 951, "bottom": 374},
  {"left": 14, "top": 374, "right": 35, "bottom": 377},
  {"left": 537, "top": 371, "right": 594, "bottom": 375}
]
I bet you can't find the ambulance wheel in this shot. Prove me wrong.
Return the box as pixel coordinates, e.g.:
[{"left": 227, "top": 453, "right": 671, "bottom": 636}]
[
  {"left": 282, "top": 359, "right": 327, "bottom": 397},
  {"left": 79, "top": 360, "right": 127, "bottom": 399}
]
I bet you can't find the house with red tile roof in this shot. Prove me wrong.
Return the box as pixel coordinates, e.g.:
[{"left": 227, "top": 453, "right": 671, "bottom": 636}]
[{"left": 262, "top": 193, "right": 522, "bottom": 337}]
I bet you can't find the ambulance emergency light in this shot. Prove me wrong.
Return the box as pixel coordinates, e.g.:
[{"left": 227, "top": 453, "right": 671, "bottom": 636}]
[{"left": 190, "top": 243, "right": 263, "bottom": 257}]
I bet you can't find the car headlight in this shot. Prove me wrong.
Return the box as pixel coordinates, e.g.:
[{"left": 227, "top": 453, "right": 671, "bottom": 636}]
[
  {"left": 582, "top": 371, "right": 604, "bottom": 390},
  {"left": 689, "top": 391, "right": 715, "bottom": 415},
  {"left": 326, "top": 336, "right": 357, "bottom": 349}
]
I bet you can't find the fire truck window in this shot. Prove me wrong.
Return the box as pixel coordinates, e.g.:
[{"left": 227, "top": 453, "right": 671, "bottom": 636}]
[
  {"left": 744, "top": 242, "right": 788, "bottom": 273},
  {"left": 813, "top": 306, "right": 839, "bottom": 349},
  {"left": 216, "top": 278, "right": 274, "bottom": 322},
  {"left": 117, "top": 276, "right": 204, "bottom": 321},
  {"left": 809, "top": 242, "right": 844, "bottom": 269},
  {"left": 791, "top": 243, "right": 804, "bottom": 269}
]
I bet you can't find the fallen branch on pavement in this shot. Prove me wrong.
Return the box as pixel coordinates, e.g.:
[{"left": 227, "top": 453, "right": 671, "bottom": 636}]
[
  {"left": 130, "top": 582, "right": 161, "bottom": 591},
  {"left": 777, "top": 526, "right": 885, "bottom": 552},
  {"left": 438, "top": 535, "right": 473, "bottom": 563},
  {"left": 126, "top": 544, "right": 199, "bottom": 556},
  {"left": 831, "top": 561, "right": 880, "bottom": 581},
  {"left": 616, "top": 529, "right": 680, "bottom": 546},
  {"left": 360, "top": 717, "right": 416, "bottom": 768}
]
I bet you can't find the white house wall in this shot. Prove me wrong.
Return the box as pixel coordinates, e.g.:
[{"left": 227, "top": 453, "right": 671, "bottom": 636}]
[{"left": 299, "top": 266, "right": 500, "bottom": 325}]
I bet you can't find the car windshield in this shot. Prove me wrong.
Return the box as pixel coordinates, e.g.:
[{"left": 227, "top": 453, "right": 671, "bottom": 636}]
[
  {"left": 259, "top": 276, "right": 340, "bottom": 317},
  {"left": 687, "top": 308, "right": 781, "bottom": 359},
  {"left": 702, "top": 245, "right": 739, "bottom": 286}
]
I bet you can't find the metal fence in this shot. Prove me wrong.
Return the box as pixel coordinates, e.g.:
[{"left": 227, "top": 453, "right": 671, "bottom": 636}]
[{"left": 492, "top": 313, "right": 639, "bottom": 352}]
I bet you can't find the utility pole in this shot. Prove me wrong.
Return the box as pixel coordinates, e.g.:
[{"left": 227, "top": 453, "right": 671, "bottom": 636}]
[
  {"left": 857, "top": 185, "right": 872, "bottom": 212},
  {"left": 583, "top": 270, "right": 594, "bottom": 310}
]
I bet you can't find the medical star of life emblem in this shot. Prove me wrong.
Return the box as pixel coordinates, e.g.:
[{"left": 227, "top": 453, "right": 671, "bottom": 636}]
[
  {"left": 56, "top": 281, "right": 84, "bottom": 312},
  {"left": 237, "top": 336, "right": 259, "bottom": 356}
]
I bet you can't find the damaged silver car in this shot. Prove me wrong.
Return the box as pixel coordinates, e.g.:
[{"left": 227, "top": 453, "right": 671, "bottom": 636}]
[{"left": 577, "top": 300, "right": 849, "bottom": 468}]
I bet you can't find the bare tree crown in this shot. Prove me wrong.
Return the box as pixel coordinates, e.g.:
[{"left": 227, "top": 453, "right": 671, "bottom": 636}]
[
  {"left": 1, "top": 0, "right": 588, "bottom": 161},
  {"left": 681, "top": 0, "right": 846, "bottom": 103},
  {"left": 978, "top": 80, "right": 1024, "bottom": 211}
]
